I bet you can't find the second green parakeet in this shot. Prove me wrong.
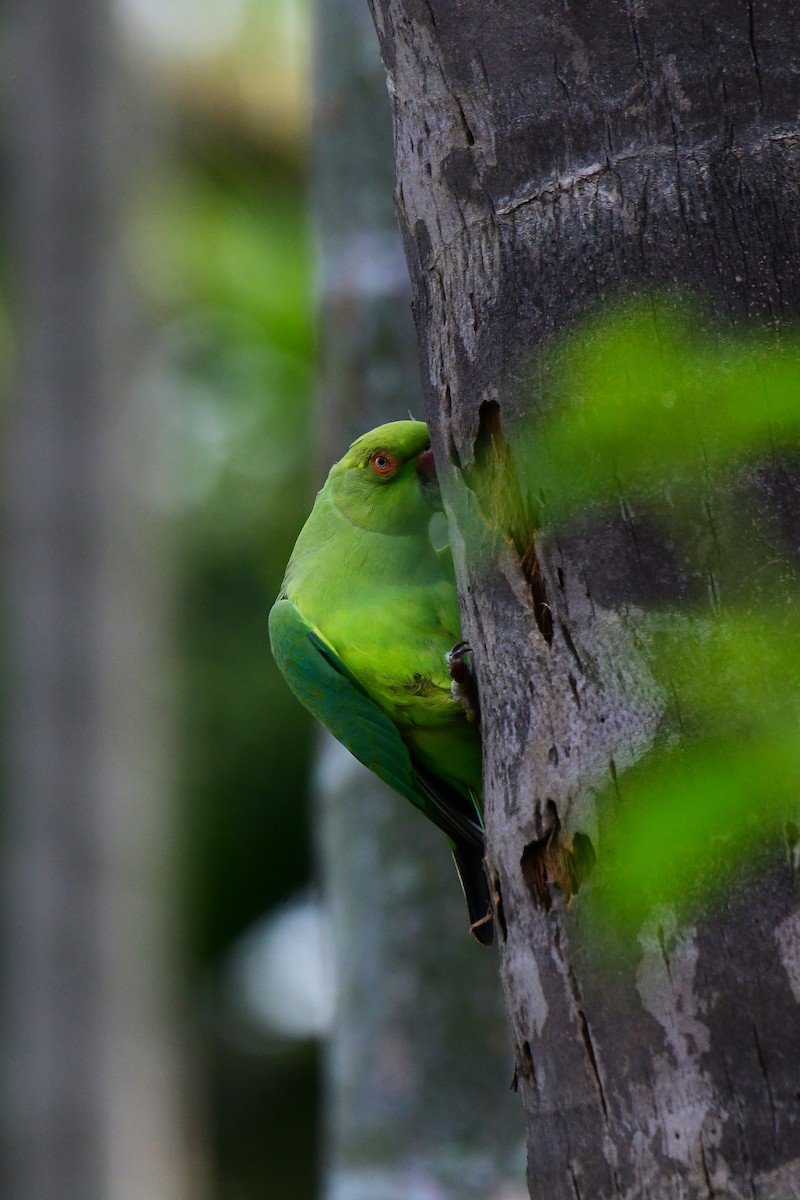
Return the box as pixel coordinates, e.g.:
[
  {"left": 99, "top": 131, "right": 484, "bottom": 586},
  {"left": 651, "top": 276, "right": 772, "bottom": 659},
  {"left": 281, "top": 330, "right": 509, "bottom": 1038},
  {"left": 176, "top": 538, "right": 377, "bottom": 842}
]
[{"left": 269, "top": 420, "right": 492, "bottom": 943}]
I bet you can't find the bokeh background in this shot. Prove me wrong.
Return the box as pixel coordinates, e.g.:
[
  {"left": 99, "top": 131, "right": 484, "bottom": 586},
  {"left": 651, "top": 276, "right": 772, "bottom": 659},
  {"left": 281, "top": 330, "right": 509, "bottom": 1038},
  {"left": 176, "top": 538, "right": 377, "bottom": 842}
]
[
  {"left": 2, "top": 1, "right": 525, "bottom": 1198},
  {"left": 1, "top": 0, "right": 532, "bottom": 1190},
  {"left": 127, "top": 4, "right": 321, "bottom": 1195},
  {"left": 5, "top": 0, "right": 322, "bottom": 1196},
  {"left": 13, "top": 4, "right": 793, "bottom": 1197}
]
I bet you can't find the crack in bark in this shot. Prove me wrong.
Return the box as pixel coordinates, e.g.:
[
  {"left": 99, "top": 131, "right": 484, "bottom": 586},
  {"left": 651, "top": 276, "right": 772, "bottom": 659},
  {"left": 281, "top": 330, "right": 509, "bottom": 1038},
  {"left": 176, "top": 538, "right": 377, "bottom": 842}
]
[
  {"left": 419, "top": 0, "right": 436, "bottom": 33},
  {"left": 553, "top": 945, "right": 612, "bottom": 1133},
  {"left": 747, "top": 0, "right": 764, "bottom": 113},
  {"left": 700, "top": 1139, "right": 716, "bottom": 1198},
  {"left": 708, "top": 567, "right": 721, "bottom": 612},
  {"left": 625, "top": 0, "right": 647, "bottom": 79},
  {"left": 656, "top": 922, "right": 673, "bottom": 984},
  {"left": 620, "top": 495, "right": 643, "bottom": 565},
  {"left": 667, "top": 102, "right": 694, "bottom": 253},
  {"left": 554, "top": 54, "right": 572, "bottom": 104},
  {"left": 568, "top": 1161, "right": 583, "bottom": 1200},
  {"left": 453, "top": 93, "right": 476, "bottom": 147},
  {"left": 723, "top": 1052, "right": 758, "bottom": 1198},
  {"left": 668, "top": 677, "right": 686, "bottom": 736},
  {"left": 560, "top": 621, "right": 584, "bottom": 673},
  {"left": 609, "top": 758, "right": 621, "bottom": 799},
  {"left": 576, "top": 1004, "right": 610, "bottom": 1122},
  {"left": 519, "top": 1038, "right": 537, "bottom": 1086},
  {"left": 493, "top": 130, "right": 800, "bottom": 220},
  {"left": 492, "top": 871, "right": 508, "bottom": 940},
  {"left": 582, "top": 569, "right": 597, "bottom": 618},
  {"left": 752, "top": 1022, "right": 779, "bottom": 1147},
  {"left": 464, "top": 400, "right": 554, "bottom": 643},
  {"left": 786, "top": 820, "right": 800, "bottom": 881},
  {"left": 568, "top": 672, "right": 581, "bottom": 709}
]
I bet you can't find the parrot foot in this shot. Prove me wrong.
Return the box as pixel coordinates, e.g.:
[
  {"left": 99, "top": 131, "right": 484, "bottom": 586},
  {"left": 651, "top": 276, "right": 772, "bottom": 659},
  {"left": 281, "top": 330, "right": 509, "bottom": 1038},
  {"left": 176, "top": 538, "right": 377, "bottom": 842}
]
[{"left": 447, "top": 641, "right": 479, "bottom": 722}]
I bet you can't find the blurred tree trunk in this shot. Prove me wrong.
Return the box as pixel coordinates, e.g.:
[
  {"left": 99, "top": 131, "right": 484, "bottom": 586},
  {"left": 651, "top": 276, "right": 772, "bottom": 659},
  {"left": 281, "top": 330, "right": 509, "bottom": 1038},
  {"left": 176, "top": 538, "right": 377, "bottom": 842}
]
[
  {"left": 365, "top": 2, "right": 800, "bottom": 1198},
  {"left": 313, "top": 0, "right": 526, "bottom": 1197},
  {"left": 3, "top": 2, "right": 197, "bottom": 1198}
]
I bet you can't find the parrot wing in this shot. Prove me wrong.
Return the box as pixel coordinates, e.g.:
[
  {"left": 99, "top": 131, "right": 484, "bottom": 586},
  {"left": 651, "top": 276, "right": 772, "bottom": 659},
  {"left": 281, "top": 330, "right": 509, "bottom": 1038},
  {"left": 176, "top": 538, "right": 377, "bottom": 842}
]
[
  {"left": 269, "top": 598, "right": 484, "bottom": 847},
  {"left": 269, "top": 599, "right": 492, "bottom": 942}
]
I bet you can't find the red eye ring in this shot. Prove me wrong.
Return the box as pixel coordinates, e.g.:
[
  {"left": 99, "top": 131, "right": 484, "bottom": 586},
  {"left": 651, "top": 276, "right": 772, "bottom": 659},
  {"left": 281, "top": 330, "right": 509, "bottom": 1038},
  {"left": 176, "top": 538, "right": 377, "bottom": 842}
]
[{"left": 370, "top": 451, "right": 397, "bottom": 476}]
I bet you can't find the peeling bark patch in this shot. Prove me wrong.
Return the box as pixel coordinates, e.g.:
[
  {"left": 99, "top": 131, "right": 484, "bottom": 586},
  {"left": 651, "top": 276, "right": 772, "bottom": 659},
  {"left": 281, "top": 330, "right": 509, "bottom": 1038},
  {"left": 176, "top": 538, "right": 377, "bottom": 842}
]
[
  {"left": 520, "top": 821, "right": 595, "bottom": 911},
  {"left": 636, "top": 910, "right": 720, "bottom": 1168},
  {"left": 774, "top": 909, "right": 800, "bottom": 1005},
  {"left": 464, "top": 400, "right": 553, "bottom": 643},
  {"left": 506, "top": 938, "right": 549, "bottom": 1041}
]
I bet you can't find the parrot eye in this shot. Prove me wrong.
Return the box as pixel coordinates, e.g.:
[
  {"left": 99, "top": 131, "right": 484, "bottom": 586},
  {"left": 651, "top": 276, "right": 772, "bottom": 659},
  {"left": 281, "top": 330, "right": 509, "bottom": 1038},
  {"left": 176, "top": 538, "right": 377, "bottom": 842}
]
[{"left": 370, "top": 451, "right": 397, "bottom": 477}]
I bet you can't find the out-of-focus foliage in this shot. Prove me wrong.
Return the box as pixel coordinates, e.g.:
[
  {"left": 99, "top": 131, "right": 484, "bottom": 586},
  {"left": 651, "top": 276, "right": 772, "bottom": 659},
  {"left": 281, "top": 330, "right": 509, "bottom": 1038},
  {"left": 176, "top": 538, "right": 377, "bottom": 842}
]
[
  {"left": 120, "top": 0, "right": 311, "bottom": 156},
  {"left": 511, "top": 299, "right": 800, "bottom": 932},
  {"left": 121, "top": 0, "right": 320, "bottom": 1194},
  {"left": 599, "top": 614, "right": 800, "bottom": 929},
  {"left": 519, "top": 299, "right": 800, "bottom": 524},
  {"left": 134, "top": 151, "right": 316, "bottom": 965}
]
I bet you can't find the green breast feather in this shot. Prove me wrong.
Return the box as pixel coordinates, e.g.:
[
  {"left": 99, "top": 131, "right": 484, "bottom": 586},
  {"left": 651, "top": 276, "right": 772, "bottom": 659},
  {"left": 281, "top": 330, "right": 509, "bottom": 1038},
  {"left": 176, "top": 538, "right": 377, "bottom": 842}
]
[{"left": 268, "top": 420, "right": 492, "bottom": 943}]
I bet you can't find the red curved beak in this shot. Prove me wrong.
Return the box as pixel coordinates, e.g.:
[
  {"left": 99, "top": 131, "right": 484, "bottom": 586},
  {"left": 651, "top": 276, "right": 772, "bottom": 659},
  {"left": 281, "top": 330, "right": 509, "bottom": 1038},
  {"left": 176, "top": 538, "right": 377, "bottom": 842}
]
[
  {"left": 416, "top": 446, "right": 437, "bottom": 485},
  {"left": 416, "top": 445, "right": 442, "bottom": 511}
]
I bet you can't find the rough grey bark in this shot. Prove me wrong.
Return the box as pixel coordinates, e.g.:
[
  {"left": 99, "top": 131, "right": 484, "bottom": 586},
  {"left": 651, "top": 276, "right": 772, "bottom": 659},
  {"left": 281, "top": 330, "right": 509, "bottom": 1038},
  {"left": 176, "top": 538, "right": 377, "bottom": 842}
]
[
  {"left": 3, "top": 3, "right": 197, "bottom": 1198},
  {"left": 364, "top": 2, "right": 800, "bottom": 1198},
  {"left": 313, "top": 1, "right": 526, "bottom": 1196}
]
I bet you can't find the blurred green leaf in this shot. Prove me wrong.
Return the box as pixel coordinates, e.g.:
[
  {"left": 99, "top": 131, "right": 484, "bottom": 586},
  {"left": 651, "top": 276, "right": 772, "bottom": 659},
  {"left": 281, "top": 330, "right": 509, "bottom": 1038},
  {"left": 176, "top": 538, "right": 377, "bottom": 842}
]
[
  {"left": 598, "top": 731, "right": 797, "bottom": 929},
  {"left": 519, "top": 298, "right": 800, "bottom": 523},
  {"left": 133, "top": 145, "right": 316, "bottom": 966},
  {"left": 510, "top": 298, "right": 800, "bottom": 931},
  {"left": 133, "top": 163, "right": 313, "bottom": 360}
]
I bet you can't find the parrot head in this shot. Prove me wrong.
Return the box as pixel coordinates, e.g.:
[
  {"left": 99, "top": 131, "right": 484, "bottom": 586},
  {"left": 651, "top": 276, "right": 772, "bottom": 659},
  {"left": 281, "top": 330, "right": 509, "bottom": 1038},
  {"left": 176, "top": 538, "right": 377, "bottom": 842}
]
[{"left": 328, "top": 420, "right": 442, "bottom": 534}]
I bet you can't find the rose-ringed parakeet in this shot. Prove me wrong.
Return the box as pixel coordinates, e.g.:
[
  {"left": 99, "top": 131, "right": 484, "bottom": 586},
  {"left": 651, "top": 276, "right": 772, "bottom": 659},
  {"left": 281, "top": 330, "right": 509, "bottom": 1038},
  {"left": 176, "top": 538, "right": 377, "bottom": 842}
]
[{"left": 269, "top": 420, "right": 492, "bottom": 943}]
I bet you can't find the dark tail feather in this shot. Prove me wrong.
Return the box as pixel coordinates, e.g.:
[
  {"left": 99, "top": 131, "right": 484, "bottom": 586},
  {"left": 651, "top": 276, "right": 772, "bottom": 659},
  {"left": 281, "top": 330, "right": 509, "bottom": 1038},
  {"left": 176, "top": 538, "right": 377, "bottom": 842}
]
[{"left": 451, "top": 839, "right": 494, "bottom": 945}]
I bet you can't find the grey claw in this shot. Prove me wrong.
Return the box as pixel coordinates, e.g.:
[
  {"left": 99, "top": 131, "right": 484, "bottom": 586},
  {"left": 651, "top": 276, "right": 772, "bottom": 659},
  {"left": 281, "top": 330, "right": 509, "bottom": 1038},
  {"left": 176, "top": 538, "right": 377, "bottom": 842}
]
[{"left": 447, "top": 642, "right": 479, "bottom": 722}]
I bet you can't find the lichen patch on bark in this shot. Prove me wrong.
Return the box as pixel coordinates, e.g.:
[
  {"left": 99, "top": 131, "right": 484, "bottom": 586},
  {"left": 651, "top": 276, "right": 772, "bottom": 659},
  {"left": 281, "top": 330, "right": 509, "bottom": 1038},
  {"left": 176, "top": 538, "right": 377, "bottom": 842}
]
[
  {"left": 635, "top": 910, "right": 721, "bottom": 1171},
  {"left": 774, "top": 910, "right": 800, "bottom": 1006}
]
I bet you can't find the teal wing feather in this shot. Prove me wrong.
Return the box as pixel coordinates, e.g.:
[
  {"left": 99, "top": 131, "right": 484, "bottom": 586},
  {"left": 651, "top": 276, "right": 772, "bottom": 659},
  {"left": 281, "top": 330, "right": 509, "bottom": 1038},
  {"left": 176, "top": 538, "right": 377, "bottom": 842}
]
[{"left": 268, "top": 598, "right": 484, "bottom": 851}]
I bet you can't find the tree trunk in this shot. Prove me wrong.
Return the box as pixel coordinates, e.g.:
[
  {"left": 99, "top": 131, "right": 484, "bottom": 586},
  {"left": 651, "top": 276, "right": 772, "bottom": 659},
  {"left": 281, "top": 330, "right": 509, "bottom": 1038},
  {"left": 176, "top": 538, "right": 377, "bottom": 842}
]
[
  {"left": 365, "top": 2, "right": 800, "bottom": 1197},
  {"left": 3, "top": 3, "right": 197, "bottom": 1197},
  {"left": 314, "top": 1, "right": 526, "bottom": 1196}
]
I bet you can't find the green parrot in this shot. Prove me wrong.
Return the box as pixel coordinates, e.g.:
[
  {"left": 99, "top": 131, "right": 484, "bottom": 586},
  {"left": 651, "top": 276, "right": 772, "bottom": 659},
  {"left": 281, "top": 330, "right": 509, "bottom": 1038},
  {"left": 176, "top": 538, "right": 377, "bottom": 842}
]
[{"left": 269, "top": 419, "right": 492, "bottom": 943}]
